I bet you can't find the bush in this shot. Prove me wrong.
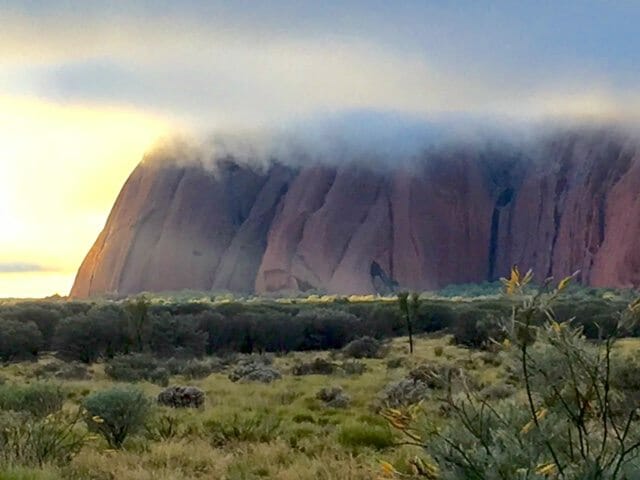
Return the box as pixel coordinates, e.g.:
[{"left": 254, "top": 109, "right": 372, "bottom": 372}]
[
  {"left": 104, "top": 354, "right": 169, "bottom": 386},
  {"left": 148, "top": 313, "right": 207, "bottom": 358},
  {"left": 340, "top": 360, "right": 367, "bottom": 375},
  {"left": 316, "top": 386, "right": 351, "bottom": 408},
  {"left": 407, "top": 363, "right": 459, "bottom": 389},
  {"left": 342, "top": 336, "right": 384, "bottom": 359},
  {"left": 292, "top": 357, "right": 337, "bottom": 376},
  {"left": 0, "top": 319, "right": 43, "bottom": 362},
  {"left": 379, "top": 379, "right": 430, "bottom": 408},
  {"left": 337, "top": 422, "right": 394, "bottom": 450},
  {"left": 33, "top": 361, "right": 90, "bottom": 380},
  {"left": 165, "top": 357, "right": 223, "bottom": 379},
  {"left": 0, "top": 410, "right": 86, "bottom": 467},
  {"left": 0, "top": 383, "right": 64, "bottom": 418},
  {"left": 450, "top": 308, "right": 504, "bottom": 349},
  {"left": 53, "top": 306, "right": 129, "bottom": 363},
  {"left": 157, "top": 386, "right": 205, "bottom": 408},
  {"left": 206, "top": 411, "right": 281, "bottom": 446},
  {"left": 83, "top": 387, "right": 151, "bottom": 448},
  {"left": 228, "top": 361, "right": 282, "bottom": 383}
]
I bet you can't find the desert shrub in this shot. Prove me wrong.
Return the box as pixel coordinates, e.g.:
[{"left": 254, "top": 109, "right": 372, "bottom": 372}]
[
  {"left": 386, "top": 357, "right": 405, "bottom": 369},
  {"left": 450, "top": 307, "right": 504, "bottom": 349},
  {"left": 2, "top": 304, "right": 62, "bottom": 350},
  {"left": 0, "top": 383, "right": 64, "bottom": 418},
  {"left": 157, "top": 385, "right": 205, "bottom": 408},
  {"left": 0, "top": 319, "right": 43, "bottom": 362},
  {"left": 148, "top": 313, "right": 207, "bottom": 358},
  {"left": 407, "top": 363, "right": 459, "bottom": 389},
  {"left": 340, "top": 360, "right": 367, "bottom": 375},
  {"left": 104, "top": 354, "right": 169, "bottom": 386},
  {"left": 337, "top": 422, "right": 394, "bottom": 450},
  {"left": 294, "top": 308, "right": 361, "bottom": 351},
  {"left": 0, "top": 410, "right": 86, "bottom": 467},
  {"left": 83, "top": 386, "right": 151, "bottom": 449},
  {"left": 413, "top": 302, "right": 457, "bottom": 333},
  {"left": 342, "top": 336, "right": 384, "bottom": 359},
  {"left": 228, "top": 360, "right": 282, "bottom": 383},
  {"left": 479, "top": 382, "right": 516, "bottom": 400},
  {"left": 206, "top": 411, "right": 281, "bottom": 446},
  {"left": 379, "top": 379, "right": 430, "bottom": 408},
  {"left": 165, "top": 357, "right": 223, "bottom": 379},
  {"left": 316, "top": 386, "right": 351, "bottom": 408},
  {"left": 292, "top": 357, "right": 337, "bottom": 375},
  {"left": 53, "top": 305, "right": 129, "bottom": 363},
  {"left": 33, "top": 361, "right": 90, "bottom": 381},
  {"left": 384, "top": 272, "right": 640, "bottom": 479},
  {"left": 144, "top": 411, "right": 182, "bottom": 441}
]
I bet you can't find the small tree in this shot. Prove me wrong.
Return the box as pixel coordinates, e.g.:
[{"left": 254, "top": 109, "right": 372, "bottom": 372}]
[
  {"left": 84, "top": 387, "right": 151, "bottom": 449},
  {"left": 126, "top": 296, "right": 151, "bottom": 352},
  {"left": 397, "top": 292, "right": 415, "bottom": 354}
]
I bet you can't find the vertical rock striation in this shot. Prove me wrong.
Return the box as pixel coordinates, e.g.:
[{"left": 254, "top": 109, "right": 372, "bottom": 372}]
[{"left": 71, "top": 130, "right": 640, "bottom": 297}]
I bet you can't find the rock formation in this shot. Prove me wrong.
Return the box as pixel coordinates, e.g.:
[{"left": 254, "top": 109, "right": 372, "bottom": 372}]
[{"left": 71, "top": 128, "right": 640, "bottom": 297}]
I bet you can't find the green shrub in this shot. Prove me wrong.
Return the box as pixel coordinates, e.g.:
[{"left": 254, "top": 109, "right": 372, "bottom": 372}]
[
  {"left": 292, "top": 357, "right": 337, "bottom": 375},
  {"left": 165, "top": 357, "right": 223, "bottom": 379},
  {"left": 206, "top": 411, "right": 281, "bottom": 446},
  {"left": 0, "top": 383, "right": 64, "bottom": 418},
  {"left": 337, "top": 422, "right": 394, "bottom": 450},
  {"left": 0, "top": 410, "right": 86, "bottom": 467},
  {"left": 342, "top": 336, "right": 384, "bottom": 359},
  {"left": 104, "top": 354, "right": 168, "bottom": 385},
  {"left": 0, "top": 319, "right": 43, "bottom": 362},
  {"left": 450, "top": 307, "right": 504, "bottom": 349},
  {"left": 83, "top": 387, "right": 151, "bottom": 449}
]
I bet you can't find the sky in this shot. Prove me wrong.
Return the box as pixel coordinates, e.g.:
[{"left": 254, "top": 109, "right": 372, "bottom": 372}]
[{"left": 1, "top": 1, "right": 639, "bottom": 298}]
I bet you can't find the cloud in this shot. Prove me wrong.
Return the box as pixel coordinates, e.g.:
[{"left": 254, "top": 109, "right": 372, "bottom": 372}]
[
  {"left": 0, "top": 262, "right": 54, "bottom": 274},
  {"left": 1, "top": 2, "right": 639, "bottom": 129}
]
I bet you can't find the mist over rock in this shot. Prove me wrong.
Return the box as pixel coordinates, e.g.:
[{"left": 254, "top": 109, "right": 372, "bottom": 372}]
[{"left": 71, "top": 126, "right": 640, "bottom": 297}]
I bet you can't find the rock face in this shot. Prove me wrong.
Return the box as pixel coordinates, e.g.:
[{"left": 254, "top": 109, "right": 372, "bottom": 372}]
[{"left": 71, "top": 129, "right": 640, "bottom": 297}]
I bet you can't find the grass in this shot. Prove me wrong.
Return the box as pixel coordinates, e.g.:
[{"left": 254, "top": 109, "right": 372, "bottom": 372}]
[{"left": 2, "top": 333, "right": 628, "bottom": 479}]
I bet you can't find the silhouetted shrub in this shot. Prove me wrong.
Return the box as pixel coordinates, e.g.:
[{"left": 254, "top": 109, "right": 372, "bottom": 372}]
[
  {"left": 104, "top": 354, "right": 169, "bottom": 386},
  {"left": 451, "top": 308, "right": 504, "bottom": 349},
  {"left": 0, "top": 318, "right": 43, "bottom": 362},
  {"left": 343, "top": 336, "right": 384, "bottom": 358},
  {"left": 53, "top": 305, "right": 129, "bottom": 363}
]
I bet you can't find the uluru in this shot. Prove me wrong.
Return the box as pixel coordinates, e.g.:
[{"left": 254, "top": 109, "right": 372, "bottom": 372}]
[{"left": 71, "top": 127, "right": 640, "bottom": 298}]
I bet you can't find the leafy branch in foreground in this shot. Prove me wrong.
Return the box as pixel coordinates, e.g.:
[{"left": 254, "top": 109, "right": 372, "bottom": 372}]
[{"left": 382, "top": 268, "right": 640, "bottom": 479}]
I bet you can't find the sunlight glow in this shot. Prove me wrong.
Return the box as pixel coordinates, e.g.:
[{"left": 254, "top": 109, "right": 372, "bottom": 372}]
[{"left": 0, "top": 96, "right": 173, "bottom": 297}]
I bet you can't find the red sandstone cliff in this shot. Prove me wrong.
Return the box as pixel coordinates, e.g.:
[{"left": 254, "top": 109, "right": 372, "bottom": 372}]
[{"left": 70, "top": 130, "right": 640, "bottom": 297}]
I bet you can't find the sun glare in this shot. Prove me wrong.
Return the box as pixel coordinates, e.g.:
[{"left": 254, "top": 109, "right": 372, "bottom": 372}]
[{"left": 0, "top": 96, "right": 173, "bottom": 297}]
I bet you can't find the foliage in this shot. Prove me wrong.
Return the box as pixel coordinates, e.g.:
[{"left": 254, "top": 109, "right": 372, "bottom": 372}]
[
  {"left": 0, "top": 319, "right": 43, "bottom": 362},
  {"left": 292, "top": 357, "right": 337, "bottom": 375},
  {"left": 0, "top": 410, "right": 86, "bottom": 467},
  {"left": 228, "top": 360, "right": 282, "bottom": 383},
  {"left": 206, "top": 411, "right": 281, "bottom": 446},
  {"left": 0, "top": 383, "right": 64, "bottom": 418},
  {"left": 385, "top": 270, "right": 640, "bottom": 479},
  {"left": 83, "top": 386, "right": 151, "bottom": 449},
  {"left": 104, "top": 354, "right": 169, "bottom": 386},
  {"left": 337, "top": 422, "right": 394, "bottom": 451},
  {"left": 316, "top": 386, "right": 351, "bottom": 408},
  {"left": 343, "top": 336, "right": 385, "bottom": 359}
]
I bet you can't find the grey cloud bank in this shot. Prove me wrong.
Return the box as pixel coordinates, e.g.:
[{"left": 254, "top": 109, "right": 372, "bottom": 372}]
[{"left": 1, "top": 1, "right": 640, "bottom": 129}]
